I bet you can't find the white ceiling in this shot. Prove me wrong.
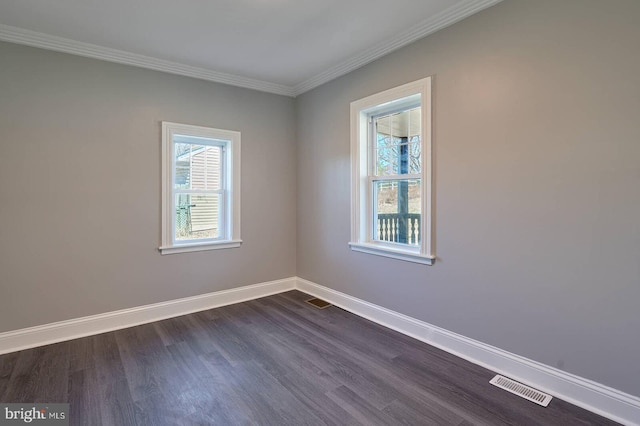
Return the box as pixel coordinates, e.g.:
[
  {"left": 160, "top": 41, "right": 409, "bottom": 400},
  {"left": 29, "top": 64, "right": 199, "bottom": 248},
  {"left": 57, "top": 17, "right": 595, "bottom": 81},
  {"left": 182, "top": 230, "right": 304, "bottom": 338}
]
[{"left": 0, "top": 0, "right": 500, "bottom": 96}]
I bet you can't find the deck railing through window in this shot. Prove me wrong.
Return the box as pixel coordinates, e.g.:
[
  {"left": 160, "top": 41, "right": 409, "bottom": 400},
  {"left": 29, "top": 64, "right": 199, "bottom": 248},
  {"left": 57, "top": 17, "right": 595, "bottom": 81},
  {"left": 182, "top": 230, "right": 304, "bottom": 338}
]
[{"left": 377, "top": 213, "right": 421, "bottom": 245}]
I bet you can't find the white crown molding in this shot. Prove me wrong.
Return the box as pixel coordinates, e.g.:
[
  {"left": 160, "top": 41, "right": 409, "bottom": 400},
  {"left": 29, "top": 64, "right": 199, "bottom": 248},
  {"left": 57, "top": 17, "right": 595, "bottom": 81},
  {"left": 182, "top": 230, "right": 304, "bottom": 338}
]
[
  {"left": 0, "top": 277, "right": 296, "bottom": 355},
  {"left": 0, "top": 24, "right": 296, "bottom": 97},
  {"left": 296, "top": 278, "right": 640, "bottom": 426},
  {"left": 0, "top": 1, "right": 501, "bottom": 98},
  {"left": 293, "top": 0, "right": 503, "bottom": 95}
]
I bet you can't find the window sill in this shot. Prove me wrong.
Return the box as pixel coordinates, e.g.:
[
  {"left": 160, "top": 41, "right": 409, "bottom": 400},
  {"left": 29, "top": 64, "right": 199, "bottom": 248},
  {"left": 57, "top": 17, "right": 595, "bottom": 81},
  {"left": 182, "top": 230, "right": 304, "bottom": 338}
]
[
  {"left": 159, "top": 239, "right": 242, "bottom": 255},
  {"left": 349, "top": 242, "right": 435, "bottom": 265}
]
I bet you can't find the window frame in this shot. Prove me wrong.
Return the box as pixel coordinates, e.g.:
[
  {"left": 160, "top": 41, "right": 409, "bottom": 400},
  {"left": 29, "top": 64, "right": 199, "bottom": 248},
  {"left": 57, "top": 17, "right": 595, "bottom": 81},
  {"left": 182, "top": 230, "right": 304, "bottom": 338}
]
[
  {"left": 349, "top": 77, "right": 434, "bottom": 265},
  {"left": 160, "top": 121, "right": 241, "bottom": 255}
]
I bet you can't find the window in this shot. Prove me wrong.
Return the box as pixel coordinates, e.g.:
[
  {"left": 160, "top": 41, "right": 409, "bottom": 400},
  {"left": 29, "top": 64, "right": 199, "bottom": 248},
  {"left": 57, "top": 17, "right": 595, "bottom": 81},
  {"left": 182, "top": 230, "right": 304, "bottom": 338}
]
[
  {"left": 160, "top": 122, "right": 241, "bottom": 255},
  {"left": 349, "top": 77, "right": 434, "bottom": 264}
]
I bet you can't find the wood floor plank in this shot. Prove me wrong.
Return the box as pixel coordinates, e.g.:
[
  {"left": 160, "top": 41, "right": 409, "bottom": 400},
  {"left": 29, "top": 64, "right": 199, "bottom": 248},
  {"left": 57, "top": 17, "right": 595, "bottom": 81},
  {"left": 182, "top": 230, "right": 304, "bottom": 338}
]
[
  {"left": 98, "top": 378, "right": 138, "bottom": 426},
  {"left": 201, "top": 353, "right": 324, "bottom": 426},
  {"left": 198, "top": 350, "right": 260, "bottom": 424},
  {"left": 91, "top": 332, "right": 127, "bottom": 385},
  {"left": 0, "top": 290, "right": 621, "bottom": 425},
  {"left": 2, "top": 343, "right": 69, "bottom": 403},
  {"left": 173, "top": 384, "right": 247, "bottom": 426},
  {"left": 326, "top": 385, "right": 398, "bottom": 426},
  {"left": 67, "top": 335, "right": 95, "bottom": 373},
  {"left": 390, "top": 351, "right": 592, "bottom": 426},
  {"left": 257, "top": 296, "right": 494, "bottom": 426},
  {"left": 217, "top": 302, "right": 338, "bottom": 386},
  {"left": 175, "top": 315, "right": 221, "bottom": 356},
  {"left": 131, "top": 386, "right": 200, "bottom": 426},
  {"left": 210, "top": 311, "right": 291, "bottom": 379},
  {"left": 270, "top": 294, "right": 404, "bottom": 361},
  {"left": 382, "top": 399, "right": 467, "bottom": 426},
  {"left": 248, "top": 298, "right": 403, "bottom": 409},
  {"left": 152, "top": 316, "right": 192, "bottom": 347},
  {"left": 67, "top": 369, "right": 103, "bottom": 426},
  {"left": 0, "top": 351, "right": 18, "bottom": 400},
  {"left": 273, "top": 373, "right": 361, "bottom": 426},
  {"left": 115, "top": 324, "right": 200, "bottom": 404},
  {"left": 239, "top": 320, "right": 343, "bottom": 393}
]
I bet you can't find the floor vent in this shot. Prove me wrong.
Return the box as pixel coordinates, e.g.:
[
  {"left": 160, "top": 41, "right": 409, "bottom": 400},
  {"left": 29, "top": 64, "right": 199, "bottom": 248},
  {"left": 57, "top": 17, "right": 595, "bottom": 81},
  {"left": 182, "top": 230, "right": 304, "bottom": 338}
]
[
  {"left": 490, "top": 375, "right": 552, "bottom": 407},
  {"left": 305, "top": 298, "right": 332, "bottom": 309}
]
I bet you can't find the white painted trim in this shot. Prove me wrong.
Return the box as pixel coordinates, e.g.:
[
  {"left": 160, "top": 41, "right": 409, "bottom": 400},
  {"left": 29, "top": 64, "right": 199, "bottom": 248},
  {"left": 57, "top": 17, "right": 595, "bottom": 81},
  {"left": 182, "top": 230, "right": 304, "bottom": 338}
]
[
  {"left": 0, "top": 1, "right": 501, "bottom": 97},
  {"left": 350, "top": 77, "right": 434, "bottom": 264},
  {"left": 295, "top": 278, "right": 640, "bottom": 426},
  {"left": 160, "top": 122, "right": 241, "bottom": 254},
  {"left": 293, "top": 0, "right": 503, "bottom": 95},
  {"left": 159, "top": 240, "right": 242, "bottom": 255},
  {"left": 349, "top": 242, "right": 434, "bottom": 265},
  {"left": 0, "top": 24, "right": 295, "bottom": 97},
  {"left": 0, "top": 277, "right": 295, "bottom": 356},
  {"left": 2, "top": 274, "right": 636, "bottom": 425}
]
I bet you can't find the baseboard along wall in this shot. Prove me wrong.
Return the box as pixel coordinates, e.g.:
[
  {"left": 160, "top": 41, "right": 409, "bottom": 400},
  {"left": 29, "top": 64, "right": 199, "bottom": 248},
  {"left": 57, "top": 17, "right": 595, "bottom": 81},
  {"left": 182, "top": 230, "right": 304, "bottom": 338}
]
[
  {"left": 295, "top": 278, "right": 640, "bottom": 426},
  {"left": 0, "top": 277, "right": 296, "bottom": 356},
  {"left": 0, "top": 276, "right": 637, "bottom": 425}
]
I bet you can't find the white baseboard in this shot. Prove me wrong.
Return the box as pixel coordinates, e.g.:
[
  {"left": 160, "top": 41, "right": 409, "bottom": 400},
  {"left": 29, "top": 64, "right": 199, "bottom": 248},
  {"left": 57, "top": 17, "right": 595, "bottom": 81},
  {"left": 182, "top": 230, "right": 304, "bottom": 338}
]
[
  {"left": 296, "top": 277, "right": 640, "bottom": 426},
  {"left": 0, "top": 277, "right": 296, "bottom": 356},
  {"left": 1, "top": 275, "right": 637, "bottom": 425}
]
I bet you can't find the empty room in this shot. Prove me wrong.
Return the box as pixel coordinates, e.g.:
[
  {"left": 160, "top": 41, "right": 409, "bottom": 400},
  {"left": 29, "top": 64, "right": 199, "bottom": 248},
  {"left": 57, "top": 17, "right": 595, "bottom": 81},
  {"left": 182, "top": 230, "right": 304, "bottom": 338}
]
[{"left": 0, "top": 0, "right": 638, "bottom": 425}]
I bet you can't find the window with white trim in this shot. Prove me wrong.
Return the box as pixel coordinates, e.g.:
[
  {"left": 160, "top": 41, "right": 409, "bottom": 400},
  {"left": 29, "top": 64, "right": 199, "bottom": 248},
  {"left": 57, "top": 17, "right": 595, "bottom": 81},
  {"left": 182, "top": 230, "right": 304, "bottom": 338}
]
[
  {"left": 160, "top": 122, "right": 241, "bottom": 255},
  {"left": 349, "top": 77, "right": 434, "bottom": 265}
]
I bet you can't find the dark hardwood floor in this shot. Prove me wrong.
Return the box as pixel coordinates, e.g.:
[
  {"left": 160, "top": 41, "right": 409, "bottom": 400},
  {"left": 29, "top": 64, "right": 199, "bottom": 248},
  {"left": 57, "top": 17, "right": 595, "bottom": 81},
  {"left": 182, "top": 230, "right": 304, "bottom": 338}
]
[{"left": 0, "top": 291, "right": 619, "bottom": 425}]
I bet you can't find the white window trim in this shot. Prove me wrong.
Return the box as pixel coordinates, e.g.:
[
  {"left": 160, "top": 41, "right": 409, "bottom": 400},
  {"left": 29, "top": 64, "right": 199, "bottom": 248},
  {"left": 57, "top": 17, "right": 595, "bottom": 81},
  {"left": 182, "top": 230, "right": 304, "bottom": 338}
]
[
  {"left": 159, "top": 121, "right": 241, "bottom": 255},
  {"left": 349, "top": 77, "right": 434, "bottom": 265}
]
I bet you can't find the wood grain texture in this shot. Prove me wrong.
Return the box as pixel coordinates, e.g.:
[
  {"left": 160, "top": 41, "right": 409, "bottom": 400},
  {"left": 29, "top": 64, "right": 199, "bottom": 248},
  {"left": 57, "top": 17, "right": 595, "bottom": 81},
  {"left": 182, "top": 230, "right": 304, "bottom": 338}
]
[{"left": 0, "top": 291, "right": 620, "bottom": 425}]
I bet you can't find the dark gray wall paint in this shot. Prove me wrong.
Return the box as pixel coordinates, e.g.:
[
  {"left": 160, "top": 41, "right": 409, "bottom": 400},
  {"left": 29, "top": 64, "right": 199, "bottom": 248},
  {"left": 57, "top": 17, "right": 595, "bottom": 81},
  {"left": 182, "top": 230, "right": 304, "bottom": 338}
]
[
  {"left": 295, "top": 0, "right": 640, "bottom": 397},
  {"left": 0, "top": 41, "right": 297, "bottom": 332}
]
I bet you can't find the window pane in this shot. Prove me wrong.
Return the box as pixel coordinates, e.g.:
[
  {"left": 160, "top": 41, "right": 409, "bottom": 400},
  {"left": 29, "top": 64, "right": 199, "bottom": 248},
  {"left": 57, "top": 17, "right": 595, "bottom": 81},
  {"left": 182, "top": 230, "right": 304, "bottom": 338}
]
[
  {"left": 174, "top": 143, "right": 222, "bottom": 190},
  {"left": 374, "top": 107, "right": 421, "bottom": 176},
  {"left": 375, "top": 142, "right": 421, "bottom": 176},
  {"left": 374, "top": 179, "right": 421, "bottom": 245},
  {"left": 175, "top": 193, "right": 222, "bottom": 241},
  {"left": 408, "top": 137, "right": 421, "bottom": 174}
]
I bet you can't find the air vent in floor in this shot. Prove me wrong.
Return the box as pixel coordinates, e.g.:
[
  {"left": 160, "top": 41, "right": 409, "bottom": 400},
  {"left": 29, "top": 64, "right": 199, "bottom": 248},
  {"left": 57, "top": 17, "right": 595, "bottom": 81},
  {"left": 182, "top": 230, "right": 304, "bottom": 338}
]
[
  {"left": 490, "top": 375, "right": 553, "bottom": 407},
  {"left": 305, "top": 298, "right": 332, "bottom": 309}
]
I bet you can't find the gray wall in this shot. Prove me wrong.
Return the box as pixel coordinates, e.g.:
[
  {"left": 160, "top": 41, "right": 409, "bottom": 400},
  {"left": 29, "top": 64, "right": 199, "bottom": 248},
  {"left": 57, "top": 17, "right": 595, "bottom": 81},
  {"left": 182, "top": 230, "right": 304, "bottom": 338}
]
[
  {"left": 1, "top": 0, "right": 639, "bottom": 400},
  {"left": 295, "top": 0, "right": 640, "bottom": 397},
  {"left": 0, "top": 41, "right": 297, "bottom": 332}
]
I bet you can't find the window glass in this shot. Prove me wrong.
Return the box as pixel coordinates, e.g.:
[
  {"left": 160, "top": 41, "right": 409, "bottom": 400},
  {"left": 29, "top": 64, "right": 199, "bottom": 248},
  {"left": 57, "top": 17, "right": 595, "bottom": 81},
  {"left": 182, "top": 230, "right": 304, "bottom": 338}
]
[{"left": 161, "top": 122, "right": 241, "bottom": 255}]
